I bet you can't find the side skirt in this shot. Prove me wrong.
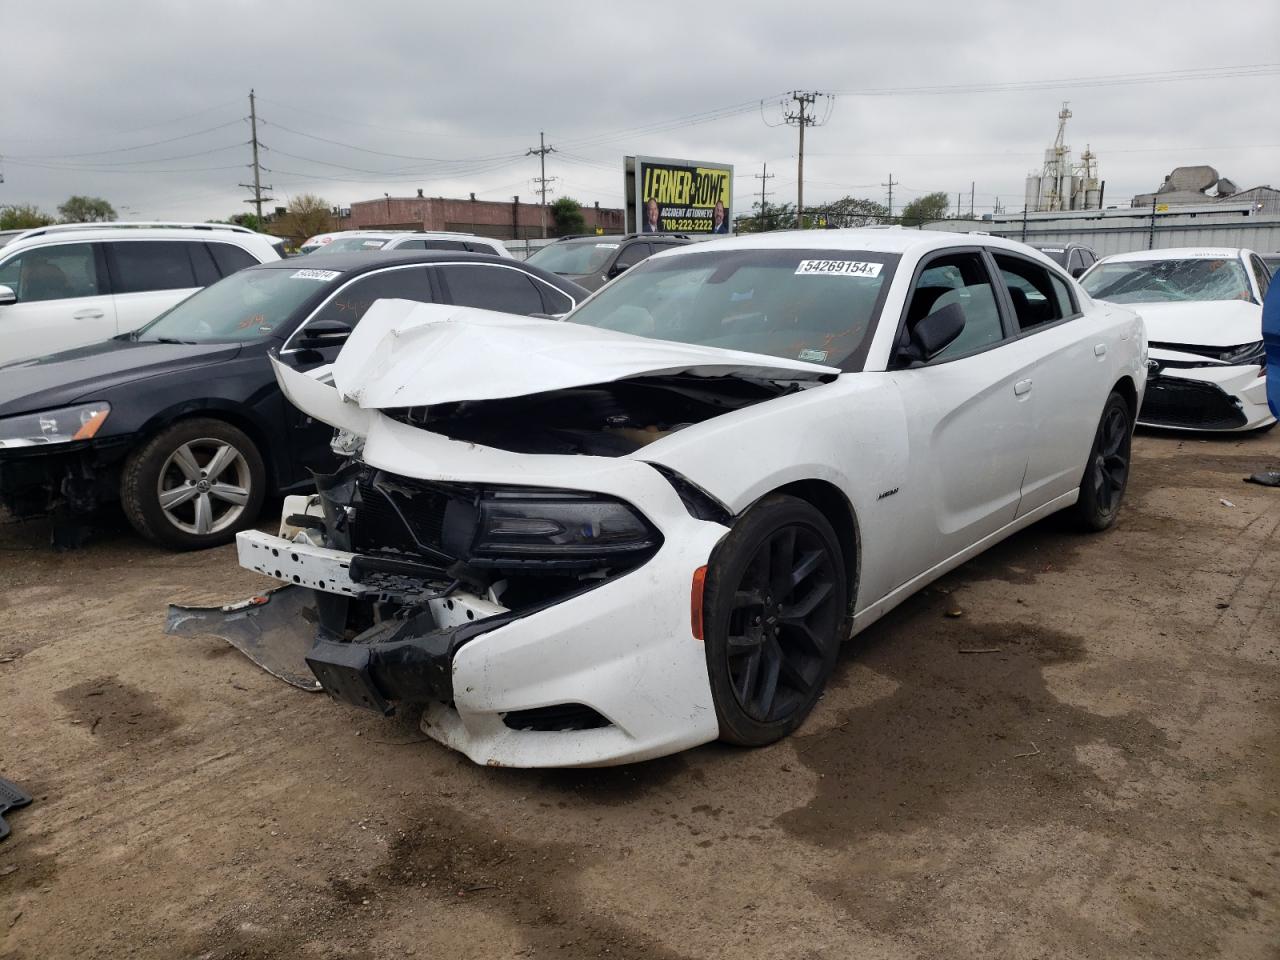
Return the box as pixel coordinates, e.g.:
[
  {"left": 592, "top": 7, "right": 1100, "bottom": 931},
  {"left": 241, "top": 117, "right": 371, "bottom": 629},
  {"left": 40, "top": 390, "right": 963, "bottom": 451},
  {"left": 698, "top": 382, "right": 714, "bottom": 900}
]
[{"left": 849, "top": 489, "right": 1079, "bottom": 637}]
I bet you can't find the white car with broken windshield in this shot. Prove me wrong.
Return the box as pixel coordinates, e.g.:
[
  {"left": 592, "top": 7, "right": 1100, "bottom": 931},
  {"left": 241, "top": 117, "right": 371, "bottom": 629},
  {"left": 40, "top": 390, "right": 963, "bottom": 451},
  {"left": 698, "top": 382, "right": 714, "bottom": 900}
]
[
  {"left": 1080, "top": 247, "right": 1274, "bottom": 431},
  {"left": 176, "top": 230, "right": 1146, "bottom": 768}
]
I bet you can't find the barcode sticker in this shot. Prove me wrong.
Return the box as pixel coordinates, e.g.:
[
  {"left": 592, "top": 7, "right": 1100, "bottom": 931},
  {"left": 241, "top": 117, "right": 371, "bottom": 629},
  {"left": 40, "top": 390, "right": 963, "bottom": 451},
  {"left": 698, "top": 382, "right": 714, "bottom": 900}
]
[
  {"left": 291, "top": 269, "right": 342, "bottom": 282},
  {"left": 794, "top": 260, "right": 882, "bottom": 278}
]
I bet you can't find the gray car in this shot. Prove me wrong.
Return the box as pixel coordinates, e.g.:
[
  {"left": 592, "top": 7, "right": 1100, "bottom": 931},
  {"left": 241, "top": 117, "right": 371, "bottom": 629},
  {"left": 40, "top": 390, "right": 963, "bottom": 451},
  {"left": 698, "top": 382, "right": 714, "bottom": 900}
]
[{"left": 526, "top": 234, "right": 691, "bottom": 292}]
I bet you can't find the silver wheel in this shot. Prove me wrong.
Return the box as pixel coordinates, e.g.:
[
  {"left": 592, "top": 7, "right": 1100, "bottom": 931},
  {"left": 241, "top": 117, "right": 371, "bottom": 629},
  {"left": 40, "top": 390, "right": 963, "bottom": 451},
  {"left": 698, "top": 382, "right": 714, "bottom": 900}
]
[{"left": 156, "top": 438, "right": 251, "bottom": 537}]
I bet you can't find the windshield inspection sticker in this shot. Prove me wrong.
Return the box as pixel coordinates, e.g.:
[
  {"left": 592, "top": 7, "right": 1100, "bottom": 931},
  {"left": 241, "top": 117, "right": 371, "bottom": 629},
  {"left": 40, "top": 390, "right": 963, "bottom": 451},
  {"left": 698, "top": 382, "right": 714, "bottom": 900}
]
[
  {"left": 798, "top": 348, "right": 829, "bottom": 362},
  {"left": 290, "top": 269, "right": 342, "bottom": 282},
  {"left": 795, "top": 259, "right": 882, "bottom": 278}
]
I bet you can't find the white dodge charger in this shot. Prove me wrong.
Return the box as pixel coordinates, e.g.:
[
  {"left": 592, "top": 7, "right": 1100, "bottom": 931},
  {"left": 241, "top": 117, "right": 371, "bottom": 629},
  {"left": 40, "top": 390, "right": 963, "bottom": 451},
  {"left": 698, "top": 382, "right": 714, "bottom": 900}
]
[{"left": 177, "top": 229, "right": 1146, "bottom": 767}]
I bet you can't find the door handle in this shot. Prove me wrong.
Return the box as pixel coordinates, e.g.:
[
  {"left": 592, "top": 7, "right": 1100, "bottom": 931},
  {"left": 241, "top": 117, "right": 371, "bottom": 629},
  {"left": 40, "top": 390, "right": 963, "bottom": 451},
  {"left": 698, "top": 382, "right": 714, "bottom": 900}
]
[
  {"left": 73, "top": 309, "right": 105, "bottom": 320},
  {"left": 1014, "top": 379, "right": 1033, "bottom": 396},
  {"left": 1094, "top": 343, "right": 1107, "bottom": 357}
]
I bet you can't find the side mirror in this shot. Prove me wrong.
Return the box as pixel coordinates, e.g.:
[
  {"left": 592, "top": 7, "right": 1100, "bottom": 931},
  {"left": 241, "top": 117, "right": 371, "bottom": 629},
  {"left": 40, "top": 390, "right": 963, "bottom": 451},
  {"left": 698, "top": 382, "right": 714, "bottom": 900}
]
[
  {"left": 0, "top": 285, "right": 15, "bottom": 306},
  {"left": 609, "top": 260, "right": 632, "bottom": 278},
  {"left": 295, "top": 318, "right": 352, "bottom": 350},
  {"left": 1070, "top": 266, "right": 1086, "bottom": 279},
  {"left": 899, "top": 302, "right": 966, "bottom": 365}
]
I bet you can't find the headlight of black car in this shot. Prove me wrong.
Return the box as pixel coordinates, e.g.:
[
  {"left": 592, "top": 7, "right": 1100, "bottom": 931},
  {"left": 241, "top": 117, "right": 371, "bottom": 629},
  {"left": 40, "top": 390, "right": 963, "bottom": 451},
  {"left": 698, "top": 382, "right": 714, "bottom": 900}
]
[
  {"left": 0, "top": 402, "right": 111, "bottom": 449},
  {"left": 1217, "top": 341, "right": 1265, "bottom": 366},
  {"left": 458, "top": 487, "right": 660, "bottom": 561}
]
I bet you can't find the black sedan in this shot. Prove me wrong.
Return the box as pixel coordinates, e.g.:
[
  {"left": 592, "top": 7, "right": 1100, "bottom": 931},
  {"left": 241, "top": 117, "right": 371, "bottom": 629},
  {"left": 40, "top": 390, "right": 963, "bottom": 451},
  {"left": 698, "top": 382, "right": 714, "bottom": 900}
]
[{"left": 0, "top": 251, "right": 586, "bottom": 549}]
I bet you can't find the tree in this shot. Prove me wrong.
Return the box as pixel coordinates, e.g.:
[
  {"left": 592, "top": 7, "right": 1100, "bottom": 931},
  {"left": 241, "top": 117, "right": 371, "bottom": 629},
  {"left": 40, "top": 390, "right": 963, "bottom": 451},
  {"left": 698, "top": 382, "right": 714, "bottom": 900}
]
[
  {"left": 214, "top": 213, "right": 265, "bottom": 232},
  {"left": 0, "top": 204, "right": 56, "bottom": 230},
  {"left": 899, "top": 192, "right": 950, "bottom": 227},
  {"left": 736, "top": 200, "right": 797, "bottom": 233},
  {"left": 58, "top": 195, "right": 117, "bottom": 223},
  {"left": 277, "top": 194, "right": 333, "bottom": 241},
  {"left": 550, "top": 197, "right": 585, "bottom": 235},
  {"left": 820, "top": 196, "right": 889, "bottom": 228}
]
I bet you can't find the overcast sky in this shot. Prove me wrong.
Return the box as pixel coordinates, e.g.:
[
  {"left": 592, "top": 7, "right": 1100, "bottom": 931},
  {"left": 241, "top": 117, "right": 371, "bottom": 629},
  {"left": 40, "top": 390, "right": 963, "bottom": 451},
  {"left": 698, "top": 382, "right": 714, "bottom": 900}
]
[{"left": 3, "top": 1, "right": 1277, "bottom": 223}]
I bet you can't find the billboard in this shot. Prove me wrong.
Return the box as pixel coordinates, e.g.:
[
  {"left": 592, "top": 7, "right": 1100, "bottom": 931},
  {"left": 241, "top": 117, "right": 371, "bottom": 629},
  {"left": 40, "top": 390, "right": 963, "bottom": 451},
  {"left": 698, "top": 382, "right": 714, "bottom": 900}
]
[{"left": 625, "top": 155, "right": 733, "bottom": 235}]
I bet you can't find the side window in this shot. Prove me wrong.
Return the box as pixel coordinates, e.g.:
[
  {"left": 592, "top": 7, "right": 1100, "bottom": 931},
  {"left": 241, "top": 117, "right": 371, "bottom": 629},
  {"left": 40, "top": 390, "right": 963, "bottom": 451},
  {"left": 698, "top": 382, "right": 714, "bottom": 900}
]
[
  {"left": 305, "top": 267, "right": 433, "bottom": 330},
  {"left": 614, "top": 242, "right": 652, "bottom": 270},
  {"left": 902, "top": 251, "right": 1005, "bottom": 362},
  {"left": 1048, "top": 272, "right": 1078, "bottom": 317},
  {"left": 465, "top": 241, "right": 502, "bottom": 255},
  {"left": 1250, "top": 255, "right": 1270, "bottom": 299},
  {"left": 1067, "top": 250, "right": 1083, "bottom": 274},
  {"left": 208, "top": 243, "right": 259, "bottom": 277},
  {"left": 189, "top": 243, "right": 220, "bottom": 287},
  {"left": 424, "top": 240, "right": 471, "bottom": 252},
  {"left": 993, "top": 254, "right": 1066, "bottom": 332},
  {"left": 538, "top": 282, "right": 574, "bottom": 316},
  {"left": 110, "top": 241, "right": 197, "bottom": 294},
  {"left": 0, "top": 243, "right": 103, "bottom": 303},
  {"left": 439, "top": 264, "right": 545, "bottom": 315}
]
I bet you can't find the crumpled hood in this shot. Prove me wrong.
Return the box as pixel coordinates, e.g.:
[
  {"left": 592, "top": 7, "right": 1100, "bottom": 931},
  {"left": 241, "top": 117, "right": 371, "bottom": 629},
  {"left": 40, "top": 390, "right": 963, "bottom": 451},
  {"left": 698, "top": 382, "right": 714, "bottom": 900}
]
[
  {"left": 1133, "top": 300, "right": 1262, "bottom": 348},
  {"left": 327, "top": 299, "right": 839, "bottom": 409}
]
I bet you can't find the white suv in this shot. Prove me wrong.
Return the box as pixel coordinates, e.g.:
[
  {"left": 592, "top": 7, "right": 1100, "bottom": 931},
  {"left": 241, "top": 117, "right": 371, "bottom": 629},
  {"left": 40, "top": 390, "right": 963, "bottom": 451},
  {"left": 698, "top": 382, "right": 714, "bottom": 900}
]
[
  {"left": 0, "top": 222, "right": 282, "bottom": 364},
  {"left": 299, "top": 230, "right": 512, "bottom": 258}
]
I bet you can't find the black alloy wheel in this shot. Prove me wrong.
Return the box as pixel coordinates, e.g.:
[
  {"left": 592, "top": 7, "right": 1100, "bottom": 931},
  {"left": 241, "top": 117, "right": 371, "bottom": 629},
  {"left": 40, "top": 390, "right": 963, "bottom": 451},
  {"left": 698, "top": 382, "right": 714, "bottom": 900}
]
[
  {"left": 704, "top": 495, "right": 847, "bottom": 746},
  {"left": 1072, "top": 391, "right": 1133, "bottom": 531}
]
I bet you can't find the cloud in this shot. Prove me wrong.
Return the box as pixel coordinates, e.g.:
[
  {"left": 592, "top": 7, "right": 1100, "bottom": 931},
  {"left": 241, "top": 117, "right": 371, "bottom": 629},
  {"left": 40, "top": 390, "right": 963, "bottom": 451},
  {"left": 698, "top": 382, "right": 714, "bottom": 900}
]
[{"left": 3, "top": 0, "right": 1276, "bottom": 221}]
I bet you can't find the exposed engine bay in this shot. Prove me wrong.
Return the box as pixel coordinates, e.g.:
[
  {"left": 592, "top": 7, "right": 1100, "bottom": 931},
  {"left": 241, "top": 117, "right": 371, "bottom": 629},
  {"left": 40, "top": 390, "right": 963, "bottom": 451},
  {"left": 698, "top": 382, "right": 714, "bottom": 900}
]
[{"left": 384, "top": 374, "right": 803, "bottom": 457}]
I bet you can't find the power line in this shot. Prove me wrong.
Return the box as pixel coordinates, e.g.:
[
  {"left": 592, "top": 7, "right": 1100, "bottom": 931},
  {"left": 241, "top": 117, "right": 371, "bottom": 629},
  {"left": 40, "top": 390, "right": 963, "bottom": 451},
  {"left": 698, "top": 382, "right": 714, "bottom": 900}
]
[{"left": 9, "top": 118, "right": 246, "bottom": 161}]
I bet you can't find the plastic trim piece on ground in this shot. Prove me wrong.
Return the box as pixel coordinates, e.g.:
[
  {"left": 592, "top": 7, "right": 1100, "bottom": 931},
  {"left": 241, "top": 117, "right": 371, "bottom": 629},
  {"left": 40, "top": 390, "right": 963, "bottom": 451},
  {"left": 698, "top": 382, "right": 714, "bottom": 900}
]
[{"left": 0, "top": 776, "right": 32, "bottom": 841}]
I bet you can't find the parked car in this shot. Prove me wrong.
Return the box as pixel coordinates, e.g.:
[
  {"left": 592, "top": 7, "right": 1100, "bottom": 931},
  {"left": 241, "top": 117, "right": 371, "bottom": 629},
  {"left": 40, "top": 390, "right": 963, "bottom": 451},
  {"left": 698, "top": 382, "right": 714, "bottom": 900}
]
[
  {"left": 1031, "top": 242, "right": 1098, "bottom": 278},
  {"left": 526, "top": 233, "right": 692, "bottom": 291},
  {"left": 192, "top": 230, "right": 1145, "bottom": 767},
  {"left": 300, "top": 230, "right": 511, "bottom": 258},
  {"left": 1262, "top": 252, "right": 1279, "bottom": 277},
  {"left": 0, "top": 251, "right": 586, "bottom": 549},
  {"left": 1081, "top": 247, "right": 1274, "bottom": 431},
  {"left": 0, "top": 222, "right": 283, "bottom": 365}
]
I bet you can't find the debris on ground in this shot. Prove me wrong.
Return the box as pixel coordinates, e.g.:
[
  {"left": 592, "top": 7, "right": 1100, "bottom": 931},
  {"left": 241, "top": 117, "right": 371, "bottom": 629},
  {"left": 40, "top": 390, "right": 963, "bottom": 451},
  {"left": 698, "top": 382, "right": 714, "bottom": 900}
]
[{"left": 0, "top": 776, "right": 32, "bottom": 842}]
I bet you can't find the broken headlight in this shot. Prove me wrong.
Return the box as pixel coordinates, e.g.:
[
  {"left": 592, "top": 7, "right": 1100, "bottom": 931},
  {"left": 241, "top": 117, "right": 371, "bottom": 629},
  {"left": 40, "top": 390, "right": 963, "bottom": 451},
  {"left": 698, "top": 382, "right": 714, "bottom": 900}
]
[
  {"left": 1217, "top": 341, "right": 1265, "bottom": 366},
  {"left": 0, "top": 402, "right": 111, "bottom": 449},
  {"left": 463, "top": 487, "right": 660, "bottom": 561}
]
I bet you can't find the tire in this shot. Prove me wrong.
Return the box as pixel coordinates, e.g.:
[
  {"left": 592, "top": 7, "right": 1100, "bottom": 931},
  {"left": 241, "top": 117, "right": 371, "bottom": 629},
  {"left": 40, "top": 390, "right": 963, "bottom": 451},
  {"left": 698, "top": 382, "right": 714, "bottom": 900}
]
[
  {"left": 1071, "top": 391, "right": 1133, "bottom": 532},
  {"left": 121, "top": 418, "right": 267, "bottom": 550},
  {"left": 702, "top": 494, "right": 848, "bottom": 747}
]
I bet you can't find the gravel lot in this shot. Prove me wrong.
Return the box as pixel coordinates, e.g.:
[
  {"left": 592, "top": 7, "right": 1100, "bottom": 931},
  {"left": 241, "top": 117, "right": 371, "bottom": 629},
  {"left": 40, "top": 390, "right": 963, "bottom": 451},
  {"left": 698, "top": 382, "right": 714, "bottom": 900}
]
[{"left": 1, "top": 431, "right": 1277, "bottom": 960}]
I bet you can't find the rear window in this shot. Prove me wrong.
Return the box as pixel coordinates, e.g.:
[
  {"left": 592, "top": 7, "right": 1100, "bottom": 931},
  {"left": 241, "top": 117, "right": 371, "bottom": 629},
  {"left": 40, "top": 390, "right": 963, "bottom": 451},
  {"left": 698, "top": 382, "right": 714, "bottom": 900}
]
[
  {"left": 527, "top": 240, "right": 618, "bottom": 275},
  {"left": 324, "top": 236, "right": 392, "bottom": 253}
]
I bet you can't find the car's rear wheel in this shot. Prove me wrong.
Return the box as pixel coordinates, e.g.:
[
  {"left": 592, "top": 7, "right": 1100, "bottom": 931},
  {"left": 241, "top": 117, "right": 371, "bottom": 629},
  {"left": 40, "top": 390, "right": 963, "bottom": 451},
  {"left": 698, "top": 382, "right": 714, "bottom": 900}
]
[
  {"left": 121, "top": 418, "right": 266, "bottom": 550},
  {"left": 1071, "top": 390, "right": 1133, "bottom": 532},
  {"left": 703, "top": 495, "right": 847, "bottom": 747}
]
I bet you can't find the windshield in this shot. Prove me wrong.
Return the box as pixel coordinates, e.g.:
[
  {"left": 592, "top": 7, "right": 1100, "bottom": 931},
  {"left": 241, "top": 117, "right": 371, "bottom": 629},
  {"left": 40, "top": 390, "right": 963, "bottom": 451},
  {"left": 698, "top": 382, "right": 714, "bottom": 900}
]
[
  {"left": 137, "top": 267, "right": 329, "bottom": 343},
  {"left": 1082, "top": 257, "right": 1253, "bottom": 304},
  {"left": 323, "top": 236, "right": 392, "bottom": 253},
  {"left": 527, "top": 240, "right": 618, "bottom": 275},
  {"left": 567, "top": 248, "right": 898, "bottom": 370}
]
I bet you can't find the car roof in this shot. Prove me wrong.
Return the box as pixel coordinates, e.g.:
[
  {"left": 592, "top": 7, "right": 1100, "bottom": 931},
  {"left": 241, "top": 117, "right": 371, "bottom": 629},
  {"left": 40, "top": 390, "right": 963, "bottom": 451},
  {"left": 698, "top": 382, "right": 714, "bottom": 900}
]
[
  {"left": 648, "top": 228, "right": 1053, "bottom": 260},
  {"left": 253, "top": 248, "right": 585, "bottom": 293},
  {"left": 1103, "top": 247, "right": 1247, "bottom": 263}
]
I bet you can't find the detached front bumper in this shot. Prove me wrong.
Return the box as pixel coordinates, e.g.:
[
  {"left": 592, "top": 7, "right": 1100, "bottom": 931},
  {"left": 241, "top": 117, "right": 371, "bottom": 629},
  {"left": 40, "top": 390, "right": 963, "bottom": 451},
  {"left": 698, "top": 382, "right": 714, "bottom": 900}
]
[{"left": 1138, "top": 363, "right": 1274, "bottom": 432}]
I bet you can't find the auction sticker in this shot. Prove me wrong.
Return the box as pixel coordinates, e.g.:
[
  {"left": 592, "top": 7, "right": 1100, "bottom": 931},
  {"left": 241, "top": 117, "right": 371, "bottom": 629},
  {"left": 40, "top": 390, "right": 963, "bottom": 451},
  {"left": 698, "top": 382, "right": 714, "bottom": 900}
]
[
  {"left": 291, "top": 269, "right": 342, "bottom": 282},
  {"left": 595, "top": 243, "right": 619, "bottom": 249},
  {"left": 795, "top": 259, "right": 882, "bottom": 278}
]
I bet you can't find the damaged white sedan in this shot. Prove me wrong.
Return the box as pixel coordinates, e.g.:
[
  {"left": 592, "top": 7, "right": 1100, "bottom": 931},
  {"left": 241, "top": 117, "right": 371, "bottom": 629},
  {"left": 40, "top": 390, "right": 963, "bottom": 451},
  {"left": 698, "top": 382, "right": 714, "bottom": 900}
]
[{"left": 172, "top": 230, "right": 1146, "bottom": 767}]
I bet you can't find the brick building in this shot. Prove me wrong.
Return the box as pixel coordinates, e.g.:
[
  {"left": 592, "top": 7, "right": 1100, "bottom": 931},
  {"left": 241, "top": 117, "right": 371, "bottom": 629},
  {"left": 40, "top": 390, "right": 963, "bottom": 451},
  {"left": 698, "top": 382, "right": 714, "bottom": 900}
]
[{"left": 338, "top": 190, "right": 625, "bottom": 240}]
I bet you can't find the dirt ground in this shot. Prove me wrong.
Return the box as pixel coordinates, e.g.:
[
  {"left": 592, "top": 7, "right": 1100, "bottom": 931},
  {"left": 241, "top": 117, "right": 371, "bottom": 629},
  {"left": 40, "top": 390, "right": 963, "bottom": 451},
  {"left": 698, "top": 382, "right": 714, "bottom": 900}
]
[{"left": 1, "top": 430, "right": 1277, "bottom": 960}]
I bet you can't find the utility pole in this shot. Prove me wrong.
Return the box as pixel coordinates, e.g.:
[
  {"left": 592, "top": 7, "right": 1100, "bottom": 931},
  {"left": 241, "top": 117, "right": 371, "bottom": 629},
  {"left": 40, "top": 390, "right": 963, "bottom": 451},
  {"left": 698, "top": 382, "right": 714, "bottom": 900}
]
[
  {"left": 783, "top": 91, "right": 827, "bottom": 229},
  {"left": 527, "top": 132, "right": 557, "bottom": 239},
  {"left": 239, "top": 89, "right": 273, "bottom": 222},
  {"left": 956, "top": 193, "right": 962, "bottom": 218},
  {"left": 882, "top": 173, "right": 897, "bottom": 220},
  {"left": 1148, "top": 195, "right": 1157, "bottom": 250},
  {"left": 754, "top": 162, "right": 775, "bottom": 231},
  {"left": 969, "top": 182, "right": 975, "bottom": 219}
]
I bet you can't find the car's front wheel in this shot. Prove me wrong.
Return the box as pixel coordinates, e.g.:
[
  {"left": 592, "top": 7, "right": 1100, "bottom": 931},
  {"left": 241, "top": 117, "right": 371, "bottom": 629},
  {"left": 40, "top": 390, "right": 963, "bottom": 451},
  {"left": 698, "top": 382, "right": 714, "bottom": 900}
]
[
  {"left": 121, "top": 418, "right": 267, "bottom": 550},
  {"left": 702, "top": 494, "right": 848, "bottom": 747},
  {"left": 1071, "top": 390, "right": 1133, "bottom": 532}
]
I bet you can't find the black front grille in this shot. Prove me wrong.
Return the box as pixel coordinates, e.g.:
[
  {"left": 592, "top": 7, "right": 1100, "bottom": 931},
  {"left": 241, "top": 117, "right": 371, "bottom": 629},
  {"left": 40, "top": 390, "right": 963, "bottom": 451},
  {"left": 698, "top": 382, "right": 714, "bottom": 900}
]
[
  {"left": 351, "top": 471, "right": 457, "bottom": 557},
  {"left": 1140, "top": 376, "right": 1247, "bottom": 430}
]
